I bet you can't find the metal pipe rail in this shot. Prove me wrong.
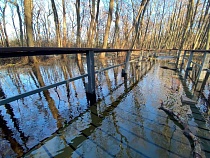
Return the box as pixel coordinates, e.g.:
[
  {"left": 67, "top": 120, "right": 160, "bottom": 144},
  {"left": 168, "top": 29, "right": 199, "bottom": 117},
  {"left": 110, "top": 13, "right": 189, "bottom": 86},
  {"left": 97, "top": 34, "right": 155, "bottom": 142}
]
[
  {"left": 0, "top": 47, "right": 141, "bottom": 105},
  {"left": 0, "top": 47, "right": 209, "bottom": 105},
  {"left": 178, "top": 50, "right": 210, "bottom": 91},
  {"left": 0, "top": 47, "right": 141, "bottom": 58}
]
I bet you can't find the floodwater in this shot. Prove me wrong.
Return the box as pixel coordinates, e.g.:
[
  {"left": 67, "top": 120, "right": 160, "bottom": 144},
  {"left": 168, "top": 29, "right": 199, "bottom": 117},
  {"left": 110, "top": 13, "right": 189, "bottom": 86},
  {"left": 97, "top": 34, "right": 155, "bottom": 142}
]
[{"left": 0, "top": 54, "right": 209, "bottom": 158}]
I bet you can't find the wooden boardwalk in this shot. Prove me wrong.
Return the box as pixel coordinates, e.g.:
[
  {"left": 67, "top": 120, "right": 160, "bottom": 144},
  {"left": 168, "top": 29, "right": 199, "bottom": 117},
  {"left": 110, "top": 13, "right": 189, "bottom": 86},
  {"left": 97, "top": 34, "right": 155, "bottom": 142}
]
[{"left": 25, "top": 61, "right": 210, "bottom": 158}]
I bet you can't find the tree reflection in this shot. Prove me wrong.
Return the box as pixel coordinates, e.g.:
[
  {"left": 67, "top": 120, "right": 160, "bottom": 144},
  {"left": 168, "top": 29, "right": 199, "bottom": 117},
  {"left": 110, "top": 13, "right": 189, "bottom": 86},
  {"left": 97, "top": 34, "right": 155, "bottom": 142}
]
[
  {"left": 99, "top": 58, "right": 115, "bottom": 102},
  {"left": 0, "top": 86, "right": 25, "bottom": 156},
  {"left": 32, "top": 64, "right": 62, "bottom": 128}
]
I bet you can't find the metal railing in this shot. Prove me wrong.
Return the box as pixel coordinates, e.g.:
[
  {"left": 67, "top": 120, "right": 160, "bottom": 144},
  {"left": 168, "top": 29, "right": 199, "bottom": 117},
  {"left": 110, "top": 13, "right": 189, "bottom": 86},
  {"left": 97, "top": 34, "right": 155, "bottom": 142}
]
[
  {"left": 178, "top": 50, "right": 210, "bottom": 91},
  {"left": 0, "top": 47, "right": 209, "bottom": 105},
  {"left": 0, "top": 47, "right": 140, "bottom": 105}
]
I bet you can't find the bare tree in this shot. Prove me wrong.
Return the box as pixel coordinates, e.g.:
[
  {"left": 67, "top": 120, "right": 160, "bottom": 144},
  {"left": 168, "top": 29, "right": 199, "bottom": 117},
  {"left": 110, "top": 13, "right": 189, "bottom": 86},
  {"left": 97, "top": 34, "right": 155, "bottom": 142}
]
[
  {"left": 8, "top": 0, "right": 23, "bottom": 46},
  {"left": 62, "top": 0, "right": 67, "bottom": 47},
  {"left": 87, "top": 0, "right": 95, "bottom": 47},
  {"left": 0, "top": 0, "right": 9, "bottom": 47},
  {"left": 76, "top": 0, "right": 81, "bottom": 47},
  {"left": 121, "top": 0, "right": 149, "bottom": 49},
  {"left": 24, "top": 0, "right": 38, "bottom": 63},
  {"left": 90, "top": 0, "right": 100, "bottom": 47},
  {"left": 112, "top": 0, "right": 120, "bottom": 48},
  {"left": 99, "top": 0, "right": 114, "bottom": 58},
  {"left": 51, "top": 0, "right": 62, "bottom": 47},
  {"left": 24, "top": 0, "right": 34, "bottom": 47}
]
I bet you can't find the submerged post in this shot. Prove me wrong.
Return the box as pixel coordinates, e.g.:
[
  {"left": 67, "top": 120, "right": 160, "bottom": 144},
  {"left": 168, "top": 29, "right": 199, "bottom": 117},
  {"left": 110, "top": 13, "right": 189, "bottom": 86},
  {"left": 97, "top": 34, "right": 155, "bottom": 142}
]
[
  {"left": 175, "top": 49, "right": 181, "bottom": 69},
  {"left": 86, "top": 51, "right": 96, "bottom": 105},
  {"left": 180, "top": 50, "right": 187, "bottom": 72},
  {"left": 197, "top": 51, "right": 209, "bottom": 81},
  {"left": 195, "top": 51, "right": 209, "bottom": 91},
  {"left": 122, "top": 50, "right": 131, "bottom": 77},
  {"left": 199, "top": 69, "right": 210, "bottom": 92},
  {"left": 184, "top": 51, "right": 193, "bottom": 80}
]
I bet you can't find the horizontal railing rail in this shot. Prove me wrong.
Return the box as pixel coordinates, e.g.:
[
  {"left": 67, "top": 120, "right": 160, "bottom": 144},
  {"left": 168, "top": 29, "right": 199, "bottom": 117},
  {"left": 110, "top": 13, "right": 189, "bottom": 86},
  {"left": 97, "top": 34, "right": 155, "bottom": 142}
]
[
  {"left": 0, "top": 47, "right": 140, "bottom": 58},
  {"left": 178, "top": 50, "right": 210, "bottom": 92},
  {"left": 0, "top": 47, "right": 143, "bottom": 105},
  {"left": 0, "top": 47, "right": 209, "bottom": 105},
  {"left": 0, "top": 74, "right": 88, "bottom": 105}
]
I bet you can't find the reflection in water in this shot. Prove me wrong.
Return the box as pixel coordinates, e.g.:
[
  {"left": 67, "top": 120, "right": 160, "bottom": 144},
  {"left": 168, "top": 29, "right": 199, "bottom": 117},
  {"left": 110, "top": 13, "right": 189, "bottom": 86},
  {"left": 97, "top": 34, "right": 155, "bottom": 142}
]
[
  {"left": 0, "top": 113, "right": 24, "bottom": 157},
  {"left": 0, "top": 56, "right": 89, "bottom": 157},
  {"left": 32, "top": 64, "right": 63, "bottom": 128},
  {"left": 0, "top": 86, "right": 25, "bottom": 157},
  {"left": 0, "top": 56, "right": 209, "bottom": 157},
  {"left": 24, "top": 59, "right": 155, "bottom": 157}
]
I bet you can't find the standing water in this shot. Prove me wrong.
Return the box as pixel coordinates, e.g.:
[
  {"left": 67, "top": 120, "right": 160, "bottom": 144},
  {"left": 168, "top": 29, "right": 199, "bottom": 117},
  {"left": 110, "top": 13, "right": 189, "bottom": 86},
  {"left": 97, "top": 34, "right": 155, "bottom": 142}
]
[{"left": 0, "top": 55, "right": 209, "bottom": 157}]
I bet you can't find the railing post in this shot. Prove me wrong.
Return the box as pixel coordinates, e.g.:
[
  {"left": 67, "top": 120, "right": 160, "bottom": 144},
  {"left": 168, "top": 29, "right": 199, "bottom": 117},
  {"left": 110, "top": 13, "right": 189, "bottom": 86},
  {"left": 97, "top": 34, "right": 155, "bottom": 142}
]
[
  {"left": 199, "top": 70, "right": 210, "bottom": 92},
  {"left": 86, "top": 51, "right": 96, "bottom": 105},
  {"left": 175, "top": 49, "right": 181, "bottom": 69},
  {"left": 184, "top": 51, "right": 193, "bottom": 80},
  {"left": 195, "top": 51, "right": 207, "bottom": 83},
  {"left": 194, "top": 51, "right": 209, "bottom": 91},
  {"left": 122, "top": 50, "right": 131, "bottom": 77},
  {"left": 180, "top": 50, "right": 187, "bottom": 72},
  {"left": 138, "top": 50, "right": 143, "bottom": 61},
  {"left": 197, "top": 51, "right": 210, "bottom": 81}
]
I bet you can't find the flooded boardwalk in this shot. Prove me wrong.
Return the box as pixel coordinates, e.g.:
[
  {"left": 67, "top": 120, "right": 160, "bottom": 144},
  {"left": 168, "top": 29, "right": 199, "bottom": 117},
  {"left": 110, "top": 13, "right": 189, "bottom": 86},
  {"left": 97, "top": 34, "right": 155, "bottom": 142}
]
[{"left": 0, "top": 56, "right": 210, "bottom": 157}]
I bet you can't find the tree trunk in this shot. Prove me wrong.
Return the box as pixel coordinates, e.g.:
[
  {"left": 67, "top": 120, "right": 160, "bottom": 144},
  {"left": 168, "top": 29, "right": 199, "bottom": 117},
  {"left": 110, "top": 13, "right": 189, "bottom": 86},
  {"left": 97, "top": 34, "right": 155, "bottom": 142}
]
[
  {"left": 24, "top": 0, "right": 34, "bottom": 47},
  {"left": 99, "top": 0, "right": 114, "bottom": 58},
  {"left": 0, "top": 24, "right": 4, "bottom": 46},
  {"left": 62, "top": 0, "right": 67, "bottom": 47},
  {"left": 90, "top": 0, "right": 100, "bottom": 47},
  {"left": 51, "top": 0, "right": 62, "bottom": 47},
  {"left": 0, "top": 24, "right": 5, "bottom": 47},
  {"left": 87, "top": 0, "right": 95, "bottom": 47},
  {"left": 121, "top": 0, "right": 149, "bottom": 49},
  {"left": 112, "top": 0, "right": 120, "bottom": 48},
  {"left": 24, "top": 0, "right": 38, "bottom": 63},
  {"left": 36, "top": 10, "right": 41, "bottom": 46},
  {"left": 193, "top": 0, "right": 209, "bottom": 49},
  {"left": 10, "top": 7, "right": 20, "bottom": 46},
  {"left": 2, "top": 2, "right": 9, "bottom": 47},
  {"left": 179, "top": 0, "right": 194, "bottom": 50},
  {"left": 157, "top": 0, "right": 165, "bottom": 49},
  {"left": 206, "top": 23, "right": 210, "bottom": 50},
  {"left": 141, "top": 5, "right": 152, "bottom": 49},
  {"left": 16, "top": 3, "right": 23, "bottom": 46},
  {"left": 76, "top": 0, "right": 81, "bottom": 47},
  {"left": 8, "top": 0, "right": 24, "bottom": 46},
  {"left": 130, "top": 0, "right": 149, "bottom": 49}
]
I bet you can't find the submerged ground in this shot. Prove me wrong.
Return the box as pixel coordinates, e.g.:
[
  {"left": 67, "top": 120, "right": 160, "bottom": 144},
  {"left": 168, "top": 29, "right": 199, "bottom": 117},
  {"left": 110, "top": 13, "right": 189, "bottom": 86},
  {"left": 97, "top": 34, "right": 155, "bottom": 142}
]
[{"left": 0, "top": 56, "right": 209, "bottom": 157}]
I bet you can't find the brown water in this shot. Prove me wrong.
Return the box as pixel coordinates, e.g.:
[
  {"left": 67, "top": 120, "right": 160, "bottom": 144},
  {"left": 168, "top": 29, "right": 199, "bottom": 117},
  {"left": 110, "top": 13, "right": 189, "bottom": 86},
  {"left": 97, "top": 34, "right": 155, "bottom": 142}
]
[{"left": 0, "top": 55, "right": 209, "bottom": 158}]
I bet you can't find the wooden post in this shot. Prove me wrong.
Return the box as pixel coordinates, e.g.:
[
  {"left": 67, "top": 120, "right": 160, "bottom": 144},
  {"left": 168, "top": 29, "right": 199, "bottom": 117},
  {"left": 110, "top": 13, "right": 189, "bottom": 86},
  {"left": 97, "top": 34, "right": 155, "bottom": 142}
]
[
  {"left": 122, "top": 50, "right": 131, "bottom": 77},
  {"left": 180, "top": 50, "right": 187, "bottom": 72},
  {"left": 184, "top": 51, "right": 193, "bottom": 80},
  {"left": 86, "top": 51, "right": 95, "bottom": 93},
  {"left": 86, "top": 51, "right": 96, "bottom": 105},
  {"left": 199, "top": 70, "right": 210, "bottom": 92},
  {"left": 195, "top": 51, "right": 207, "bottom": 83},
  {"left": 197, "top": 52, "right": 210, "bottom": 81},
  {"left": 175, "top": 49, "right": 181, "bottom": 69}
]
